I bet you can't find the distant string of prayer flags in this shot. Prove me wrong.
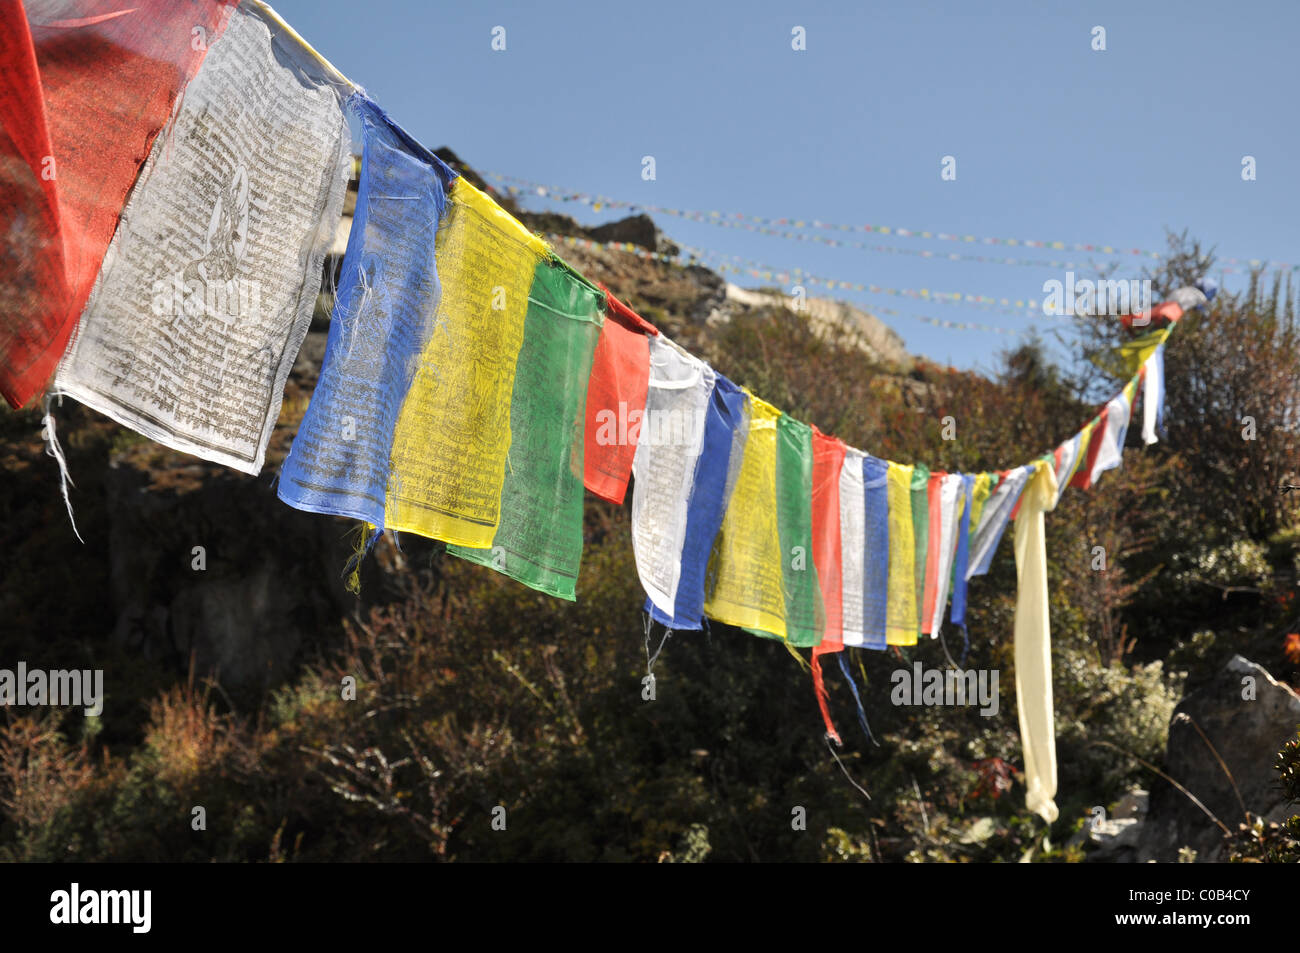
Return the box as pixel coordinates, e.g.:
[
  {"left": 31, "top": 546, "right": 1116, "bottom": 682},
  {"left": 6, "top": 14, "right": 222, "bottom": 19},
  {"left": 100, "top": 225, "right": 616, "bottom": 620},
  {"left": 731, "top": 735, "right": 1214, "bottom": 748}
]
[
  {"left": 547, "top": 234, "right": 1031, "bottom": 335},
  {"left": 490, "top": 171, "right": 1292, "bottom": 275}
]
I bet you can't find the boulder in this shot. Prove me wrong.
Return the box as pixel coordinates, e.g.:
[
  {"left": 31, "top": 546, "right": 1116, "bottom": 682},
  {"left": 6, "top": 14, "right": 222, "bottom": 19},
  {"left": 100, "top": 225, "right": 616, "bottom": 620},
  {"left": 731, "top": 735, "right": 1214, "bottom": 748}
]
[
  {"left": 720, "top": 284, "right": 913, "bottom": 370},
  {"left": 1074, "top": 788, "right": 1148, "bottom": 862},
  {"left": 1138, "top": 655, "right": 1300, "bottom": 861},
  {"left": 588, "top": 213, "right": 679, "bottom": 256}
]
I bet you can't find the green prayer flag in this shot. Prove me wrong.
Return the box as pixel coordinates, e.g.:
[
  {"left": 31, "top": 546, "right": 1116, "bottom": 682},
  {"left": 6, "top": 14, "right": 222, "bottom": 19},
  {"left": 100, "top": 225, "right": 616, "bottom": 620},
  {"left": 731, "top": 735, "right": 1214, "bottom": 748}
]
[
  {"left": 775, "top": 415, "right": 824, "bottom": 647},
  {"left": 910, "top": 462, "right": 930, "bottom": 634},
  {"left": 447, "top": 256, "right": 604, "bottom": 600}
]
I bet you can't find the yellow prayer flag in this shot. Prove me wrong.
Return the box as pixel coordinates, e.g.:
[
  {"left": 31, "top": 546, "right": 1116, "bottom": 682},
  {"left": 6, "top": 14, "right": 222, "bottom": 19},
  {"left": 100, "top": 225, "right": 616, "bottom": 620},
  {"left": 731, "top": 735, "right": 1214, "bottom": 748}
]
[
  {"left": 1118, "top": 326, "right": 1171, "bottom": 377},
  {"left": 385, "top": 178, "right": 549, "bottom": 547},
  {"left": 969, "top": 472, "right": 993, "bottom": 540},
  {"left": 703, "top": 392, "right": 787, "bottom": 638},
  {"left": 885, "top": 462, "right": 918, "bottom": 646}
]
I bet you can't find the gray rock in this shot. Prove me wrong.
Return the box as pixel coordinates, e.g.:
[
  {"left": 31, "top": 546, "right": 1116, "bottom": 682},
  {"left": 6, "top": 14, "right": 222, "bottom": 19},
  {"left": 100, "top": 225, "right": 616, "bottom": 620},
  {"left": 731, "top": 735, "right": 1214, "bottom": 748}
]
[
  {"left": 1137, "top": 654, "right": 1300, "bottom": 862},
  {"left": 720, "top": 283, "right": 913, "bottom": 370},
  {"left": 1074, "top": 789, "right": 1148, "bottom": 861},
  {"left": 588, "top": 213, "right": 679, "bottom": 256},
  {"left": 1090, "top": 817, "right": 1143, "bottom": 855},
  {"left": 1114, "top": 789, "right": 1149, "bottom": 820}
]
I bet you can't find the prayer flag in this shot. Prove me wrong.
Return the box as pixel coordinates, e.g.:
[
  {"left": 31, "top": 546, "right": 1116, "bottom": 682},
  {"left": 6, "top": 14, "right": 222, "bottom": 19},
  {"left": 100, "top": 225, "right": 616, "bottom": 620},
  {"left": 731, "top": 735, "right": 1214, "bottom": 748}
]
[
  {"left": 775, "top": 415, "right": 823, "bottom": 647},
  {"left": 55, "top": 3, "right": 351, "bottom": 473},
  {"left": 811, "top": 429, "right": 847, "bottom": 652},
  {"left": 837, "top": 448, "right": 868, "bottom": 648},
  {"left": 703, "top": 392, "right": 786, "bottom": 638},
  {"left": 629, "top": 336, "right": 713, "bottom": 614},
  {"left": 910, "top": 463, "right": 930, "bottom": 636},
  {"left": 1087, "top": 378, "right": 1138, "bottom": 486},
  {"left": 859, "top": 455, "right": 891, "bottom": 649},
  {"left": 383, "top": 178, "right": 550, "bottom": 545},
  {"left": 927, "top": 472, "right": 965, "bottom": 635},
  {"left": 279, "top": 93, "right": 456, "bottom": 523},
  {"left": 967, "top": 464, "right": 1034, "bottom": 578},
  {"left": 1, "top": 0, "right": 236, "bottom": 408},
  {"left": 1013, "top": 459, "right": 1061, "bottom": 824},
  {"left": 885, "top": 462, "right": 918, "bottom": 646},
  {"left": 447, "top": 256, "right": 605, "bottom": 600},
  {"left": 584, "top": 287, "right": 657, "bottom": 504},
  {"left": 948, "top": 474, "right": 976, "bottom": 627},
  {"left": 645, "top": 372, "right": 747, "bottom": 630}
]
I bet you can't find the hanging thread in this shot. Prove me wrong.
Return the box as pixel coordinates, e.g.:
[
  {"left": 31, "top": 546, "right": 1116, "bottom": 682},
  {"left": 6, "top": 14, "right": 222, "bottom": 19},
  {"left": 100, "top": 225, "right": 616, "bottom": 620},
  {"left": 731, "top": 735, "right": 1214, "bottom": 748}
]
[
  {"left": 41, "top": 394, "right": 83, "bottom": 543},
  {"left": 836, "top": 652, "right": 880, "bottom": 747},
  {"left": 824, "top": 733, "right": 871, "bottom": 801}
]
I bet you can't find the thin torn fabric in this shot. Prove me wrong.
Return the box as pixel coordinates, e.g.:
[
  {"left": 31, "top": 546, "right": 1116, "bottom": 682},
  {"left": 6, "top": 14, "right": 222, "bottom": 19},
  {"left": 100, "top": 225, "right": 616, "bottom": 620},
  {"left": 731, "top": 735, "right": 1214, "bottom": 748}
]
[
  {"left": 448, "top": 257, "right": 605, "bottom": 601},
  {"left": 0, "top": 0, "right": 236, "bottom": 408},
  {"left": 1013, "top": 458, "right": 1060, "bottom": 824},
  {"left": 837, "top": 448, "right": 868, "bottom": 648},
  {"left": 584, "top": 287, "right": 657, "bottom": 504},
  {"left": 54, "top": 4, "right": 350, "bottom": 473},
  {"left": 646, "top": 372, "right": 747, "bottom": 630},
  {"left": 629, "top": 335, "right": 713, "bottom": 615},
  {"left": 967, "top": 464, "right": 1034, "bottom": 578},
  {"left": 384, "top": 177, "right": 549, "bottom": 546},
  {"left": 773, "top": 415, "right": 824, "bottom": 647},
  {"left": 859, "top": 455, "right": 891, "bottom": 649},
  {"left": 704, "top": 392, "right": 786, "bottom": 639},
  {"left": 279, "top": 94, "right": 456, "bottom": 524},
  {"left": 885, "top": 462, "right": 918, "bottom": 646}
]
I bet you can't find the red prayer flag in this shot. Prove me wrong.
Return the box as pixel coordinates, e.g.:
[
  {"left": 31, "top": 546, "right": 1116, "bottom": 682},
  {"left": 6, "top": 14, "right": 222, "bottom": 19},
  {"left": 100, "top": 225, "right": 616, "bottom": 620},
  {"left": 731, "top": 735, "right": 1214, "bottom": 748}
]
[
  {"left": 1070, "top": 408, "right": 1109, "bottom": 491},
  {"left": 811, "top": 428, "right": 846, "bottom": 649},
  {"left": 583, "top": 286, "right": 657, "bottom": 503},
  {"left": 809, "top": 427, "right": 846, "bottom": 743},
  {"left": 1120, "top": 300, "right": 1182, "bottom": 331},
  {"left": 0, "top": 0, "right": 235, "bottom": 407},
  {"left": 921, "top": 470, "right": 945, "bottom": 633}
]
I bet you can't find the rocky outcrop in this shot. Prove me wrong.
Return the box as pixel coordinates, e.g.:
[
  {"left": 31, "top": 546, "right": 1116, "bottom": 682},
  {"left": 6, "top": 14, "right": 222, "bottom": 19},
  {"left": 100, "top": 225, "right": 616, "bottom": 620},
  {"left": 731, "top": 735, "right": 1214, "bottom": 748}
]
[
  {"left": 1075, "top": 789, "right": 1147, "bottom": 862},
  {"left": 1134, "top": 655, "right": 1300, "bottom": 861},
  {"left": 587, "top": 213, "right": 679, "bottom": 256},
  {"left": 720, "top": 283, "right": 913, "bottom": 370}
]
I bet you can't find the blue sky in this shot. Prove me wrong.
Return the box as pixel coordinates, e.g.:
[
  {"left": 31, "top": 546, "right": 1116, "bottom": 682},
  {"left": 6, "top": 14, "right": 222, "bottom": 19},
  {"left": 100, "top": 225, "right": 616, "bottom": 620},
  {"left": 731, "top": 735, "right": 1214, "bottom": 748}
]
[{"left": 274, "top": 0, "right": 1300, "bottom": 374}]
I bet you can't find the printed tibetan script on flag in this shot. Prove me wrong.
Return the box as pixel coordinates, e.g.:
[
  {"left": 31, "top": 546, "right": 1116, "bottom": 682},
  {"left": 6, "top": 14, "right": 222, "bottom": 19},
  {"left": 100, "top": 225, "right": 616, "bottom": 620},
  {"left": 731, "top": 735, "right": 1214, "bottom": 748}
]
[{"left": 55, "top": 4, "right": 351, "bottom": 474}]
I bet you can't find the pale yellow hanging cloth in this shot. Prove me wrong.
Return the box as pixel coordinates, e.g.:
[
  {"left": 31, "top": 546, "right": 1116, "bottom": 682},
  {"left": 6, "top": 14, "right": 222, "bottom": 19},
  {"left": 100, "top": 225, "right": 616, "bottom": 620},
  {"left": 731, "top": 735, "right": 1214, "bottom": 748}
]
[
  {"left": 1013, "top": 458, "right": 1060, "bottom": 824},
  {"left": 384, "top": 178, "right": 549, "bottom": 547}
]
